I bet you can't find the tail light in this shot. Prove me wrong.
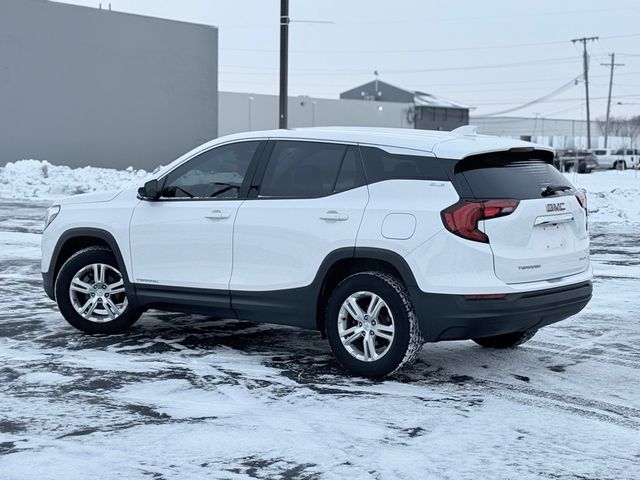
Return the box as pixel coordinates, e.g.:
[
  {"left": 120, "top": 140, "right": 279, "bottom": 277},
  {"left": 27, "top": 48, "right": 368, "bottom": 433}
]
[
  {"left": 441, "top": 200, "right": 519, "bottom": 243},
  {"left": 575, "top": 189, "right": 588, "bottom": 229}
]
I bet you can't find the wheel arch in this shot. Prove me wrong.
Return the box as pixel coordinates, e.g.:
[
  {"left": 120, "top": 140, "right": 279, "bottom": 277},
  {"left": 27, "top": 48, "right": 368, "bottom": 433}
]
[
  {"left": 314, "top": 247, "right": 418, "bottom": 332},
  {"left": 45, "top": 228, "right": 133, "bottom": 301}
]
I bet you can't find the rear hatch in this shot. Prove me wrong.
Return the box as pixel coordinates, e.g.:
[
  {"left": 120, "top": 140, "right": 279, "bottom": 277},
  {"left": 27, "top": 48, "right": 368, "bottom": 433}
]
[{"left": 452, "top": 149, "right": 590, "bottom": 284}]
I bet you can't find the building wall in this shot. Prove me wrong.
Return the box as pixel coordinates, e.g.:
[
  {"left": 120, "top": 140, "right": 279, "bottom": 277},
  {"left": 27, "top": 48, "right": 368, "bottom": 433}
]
[
  {"left": 414, "top": 106, "right": 469, "bottom": 131},
  {"left": 471, "top": 116, "right": 632, "bottom": 149},
  {"left": 0, "top": 0, "right": 218, "bottom": 170},
  {"left": 219, "top": 92, "right": 413, "bottom": 137}
]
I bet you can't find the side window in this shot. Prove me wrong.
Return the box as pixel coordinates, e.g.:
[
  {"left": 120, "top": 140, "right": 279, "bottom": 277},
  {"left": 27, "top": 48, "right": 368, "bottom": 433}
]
[
  {"left": 359, "top": 146, "right": 448, "bottom": 183},
  {"left": 259, "top": 141, "right": 354, "bottom": 198},
  {"left": 162, "top": 141, "right": 259, "bottom": 199},
  {"left": 334, "top": 147, "right": 366, "bottom": 193}
]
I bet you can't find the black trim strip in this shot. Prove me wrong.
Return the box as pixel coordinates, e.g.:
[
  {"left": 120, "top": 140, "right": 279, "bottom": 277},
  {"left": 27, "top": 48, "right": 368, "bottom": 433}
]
[
  {"left": 135, "top": 284, "right": 234, "bottom": 318},
  {"left": 129, "top": 247, "right": 415, "bottom": 330}
]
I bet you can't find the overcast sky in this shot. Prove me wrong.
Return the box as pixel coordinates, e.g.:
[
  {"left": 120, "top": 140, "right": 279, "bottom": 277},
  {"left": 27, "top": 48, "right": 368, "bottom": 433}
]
[{"left": 57, "top": 0, "right": 640, "bottom": 120}]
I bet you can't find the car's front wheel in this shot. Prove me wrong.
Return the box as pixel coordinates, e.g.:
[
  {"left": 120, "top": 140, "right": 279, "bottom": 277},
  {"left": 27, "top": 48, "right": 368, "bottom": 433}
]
[
  {"left": 325, "top": 272, "right": 423, "bottom": 377},
  {"left": 54, "top": 246, "right": 141, "bottom": 334}
]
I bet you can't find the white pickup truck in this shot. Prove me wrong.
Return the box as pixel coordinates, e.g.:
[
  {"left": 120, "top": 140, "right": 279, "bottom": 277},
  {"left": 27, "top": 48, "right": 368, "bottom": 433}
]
[{"left": 589, "top": 148, "right": 638, "bottom": 169}]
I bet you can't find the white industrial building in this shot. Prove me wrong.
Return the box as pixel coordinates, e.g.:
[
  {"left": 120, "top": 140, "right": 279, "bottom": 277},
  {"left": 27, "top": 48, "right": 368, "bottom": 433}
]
[{"left": 220, "top": 92, "right": 633, "bottom": 151}]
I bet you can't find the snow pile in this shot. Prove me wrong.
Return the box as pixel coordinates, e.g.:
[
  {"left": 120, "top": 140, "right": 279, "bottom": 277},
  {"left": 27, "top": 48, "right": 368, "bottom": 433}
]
[
  {"left": 0, "top": 160, "right": 152, "bottom": 201},
  {"left": 566, "top": 170, "right": 640, "bottom": 224}
]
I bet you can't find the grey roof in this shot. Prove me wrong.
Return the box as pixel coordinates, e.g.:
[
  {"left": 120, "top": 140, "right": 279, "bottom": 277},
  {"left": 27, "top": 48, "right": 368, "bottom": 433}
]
[
  {"left": 413, "top": 91, "right": 472, "bottom": 109},
  {"left": 341, "top": 79, "right": 472, "bottom": 109}
]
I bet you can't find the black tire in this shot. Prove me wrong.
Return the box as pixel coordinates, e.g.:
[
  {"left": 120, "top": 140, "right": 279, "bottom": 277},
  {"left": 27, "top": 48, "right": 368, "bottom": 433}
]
[
  {"left": 473, "top": 329, "right": 537, "bottom": 349},
  {"left": 54, "top": 246, "right": 141, "bottom": 334},
  {"left": 325, "top": 272, "right": 423, "bottom": 378}
]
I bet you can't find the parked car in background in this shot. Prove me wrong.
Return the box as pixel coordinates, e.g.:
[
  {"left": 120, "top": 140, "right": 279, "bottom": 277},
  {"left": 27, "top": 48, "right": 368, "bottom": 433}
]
[
  {"left": 588, "top": 148, "right": 618, "bottom": 169},
  {"left": 612, "top": 148, "right": 638, "bottom": 170},
  {"left": 555, "top": 150, "right": 599, "bottom": 173}
]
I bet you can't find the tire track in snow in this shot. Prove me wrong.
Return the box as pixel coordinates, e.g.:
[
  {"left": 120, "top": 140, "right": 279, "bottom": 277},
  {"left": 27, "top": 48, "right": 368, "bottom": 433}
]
[
  {"left": 278, "top": 363, "right": 640, "bottom": 430},
  {"left": 460, "top": 376, "right": 640, "bottom": 430},
  {"left": 524, "top": 340, "right": 640, "bottom": 369}
]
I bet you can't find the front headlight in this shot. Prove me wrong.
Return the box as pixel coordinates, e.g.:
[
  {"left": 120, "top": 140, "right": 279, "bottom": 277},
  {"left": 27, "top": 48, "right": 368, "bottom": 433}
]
[{"left": 44, "top": 205, "right": 60, "bottom": 230}]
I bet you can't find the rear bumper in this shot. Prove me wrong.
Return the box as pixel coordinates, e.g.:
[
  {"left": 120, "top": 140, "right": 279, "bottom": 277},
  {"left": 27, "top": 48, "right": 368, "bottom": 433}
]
[{"left": 410, "top": 281, "right": 592, "bottom": 342}]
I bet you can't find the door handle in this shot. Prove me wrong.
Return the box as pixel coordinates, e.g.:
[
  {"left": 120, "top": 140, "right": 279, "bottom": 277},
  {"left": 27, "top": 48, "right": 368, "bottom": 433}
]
[
  {"left": 319, "top": 210, "right": 349, "bottom": 222},
  {"left": 205, "top": 210, "right": 231, "bottom": 220}
]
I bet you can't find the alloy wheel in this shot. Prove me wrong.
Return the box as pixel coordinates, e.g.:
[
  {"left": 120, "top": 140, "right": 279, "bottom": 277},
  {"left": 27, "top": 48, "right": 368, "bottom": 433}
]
[
  {"left": 338, "top": 291, "right": 395, "bottom": 362},
  {"left": 68, "top": 263, "right": 128, "bottom": 323}
]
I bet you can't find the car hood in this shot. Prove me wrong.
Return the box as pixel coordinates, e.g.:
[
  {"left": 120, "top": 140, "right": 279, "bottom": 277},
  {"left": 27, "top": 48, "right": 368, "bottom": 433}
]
[{"left": 56, "top": 189, "right": 125, "bottom": 205}]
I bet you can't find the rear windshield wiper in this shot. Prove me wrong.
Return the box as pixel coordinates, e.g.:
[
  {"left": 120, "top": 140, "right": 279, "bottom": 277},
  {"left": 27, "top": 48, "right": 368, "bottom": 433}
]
[{"left": 541, "top": 185, "right": 572, "bottom": 197}]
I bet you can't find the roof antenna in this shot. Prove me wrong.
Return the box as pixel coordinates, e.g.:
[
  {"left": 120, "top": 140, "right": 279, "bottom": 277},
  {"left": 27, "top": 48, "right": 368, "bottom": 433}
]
[
  {"left": 374, "top": 70, "right": 381, "bottom": 98},
  {"left": 452, "top": 125, "right": 478, "bottom": 137}
]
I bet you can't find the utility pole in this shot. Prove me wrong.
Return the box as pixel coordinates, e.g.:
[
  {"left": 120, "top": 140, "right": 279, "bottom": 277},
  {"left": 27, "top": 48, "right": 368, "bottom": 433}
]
[
  {"left": 374, "top": 70, "right": 380, "bottom": 98},
  {"left": 279, "top": 0, "right": 289, "bottom": 129},
  {"left": 571, "top": 36, "right": 598, "bottom": 148},
  {"left": 601, "top": 53, "right": 624, "bottom": 148}
]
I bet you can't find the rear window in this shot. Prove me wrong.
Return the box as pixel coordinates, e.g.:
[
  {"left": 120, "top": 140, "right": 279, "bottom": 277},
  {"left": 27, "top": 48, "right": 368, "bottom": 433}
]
[
  {"left": 454, "top": 151, "right": 573, "bottom": 200},
  {"left": 359, "top": 146, "right": 448, "bottom": 183}
]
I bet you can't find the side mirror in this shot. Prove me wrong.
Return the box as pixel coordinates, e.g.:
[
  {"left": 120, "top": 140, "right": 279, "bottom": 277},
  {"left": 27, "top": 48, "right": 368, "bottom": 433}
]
[{"left": 138, "top": 179, "right": 161, "bottom": 201}]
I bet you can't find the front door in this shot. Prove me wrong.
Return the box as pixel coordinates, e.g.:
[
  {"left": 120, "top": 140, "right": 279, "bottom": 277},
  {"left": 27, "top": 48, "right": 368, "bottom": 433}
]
[{"left": 129, "top": 141, "right": 262, "bottom": 290}]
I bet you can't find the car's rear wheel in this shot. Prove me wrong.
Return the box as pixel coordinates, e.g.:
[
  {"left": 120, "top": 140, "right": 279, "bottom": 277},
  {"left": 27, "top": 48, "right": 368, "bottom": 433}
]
[
  {"left": 473, "top": 329, "right": 537, "bottom": 349},
  {"left": 54, "top": 246, "right": 141, "bottom": 334},
  {"left": 325, "top": 272, "right": 423, "bottom": 378},
  {"left": 614, "top": 160, "right": 627, "bottom": 170}
]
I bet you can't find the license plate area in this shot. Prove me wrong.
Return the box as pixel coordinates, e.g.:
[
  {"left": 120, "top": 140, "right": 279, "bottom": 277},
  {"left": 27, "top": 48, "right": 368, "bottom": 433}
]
[{"left": 540, "top": 224, "right": 567, "bottom": 250}]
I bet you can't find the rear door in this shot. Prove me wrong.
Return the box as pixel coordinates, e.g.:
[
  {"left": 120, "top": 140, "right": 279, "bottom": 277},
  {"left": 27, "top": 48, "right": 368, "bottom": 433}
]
[
  {"left": 231, "top": 140, "right": 369, "bottom": 292},
  {"left": 454, "top": 151, "right": 590, "bottom": 284}
]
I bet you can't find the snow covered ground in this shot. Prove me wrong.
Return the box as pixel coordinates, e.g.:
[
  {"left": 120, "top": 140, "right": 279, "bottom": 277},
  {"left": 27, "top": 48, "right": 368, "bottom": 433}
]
[
  {"left": 565, "top": 169, "right": 640, "bottom": 225},
  {"left": 0, "top": 166, "right": 639, "bottom": 479}
]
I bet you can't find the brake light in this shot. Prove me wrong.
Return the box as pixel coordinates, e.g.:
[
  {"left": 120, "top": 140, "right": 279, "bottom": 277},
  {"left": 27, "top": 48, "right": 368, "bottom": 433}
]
[
  {"left": 575, "top": 189, "right": 588, "bottom": 229},
  {"left": 575, "top": 190, "right": 587, "bottom": 209},
  {"left": 441, "top": 200, "right": 519, "bottom": 243}
]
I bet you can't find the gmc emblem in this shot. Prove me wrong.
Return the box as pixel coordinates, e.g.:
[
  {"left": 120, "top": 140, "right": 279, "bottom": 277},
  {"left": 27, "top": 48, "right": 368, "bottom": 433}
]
[{"left": 546, "top": 202, "right": 566, "bottom": 212}]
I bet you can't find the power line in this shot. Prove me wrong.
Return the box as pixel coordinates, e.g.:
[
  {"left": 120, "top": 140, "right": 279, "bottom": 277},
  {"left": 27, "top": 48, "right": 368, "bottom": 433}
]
[
  {"left": 220, "top": 71, "right": 640, "bottom": 90},
  {"left": 473, "top": 93, "right": 640, "bottom": 107},
  {"left": 222, "top": 39, "right": 570, "bottom": 54},
  {"left": 221, "top": 32, "right": 640, "bottom": 55},
  {"left": 220, "top": 56, "right": 582, "bottom": 77},
  {"left": 481, "top": 76, "right": 582, "bottom": 116}
]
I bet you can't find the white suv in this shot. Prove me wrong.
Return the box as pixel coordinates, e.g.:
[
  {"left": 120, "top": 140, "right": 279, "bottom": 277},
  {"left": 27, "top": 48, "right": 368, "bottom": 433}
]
[{"left": 41, "top": 127, "right": 593, "bottom": 377}]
